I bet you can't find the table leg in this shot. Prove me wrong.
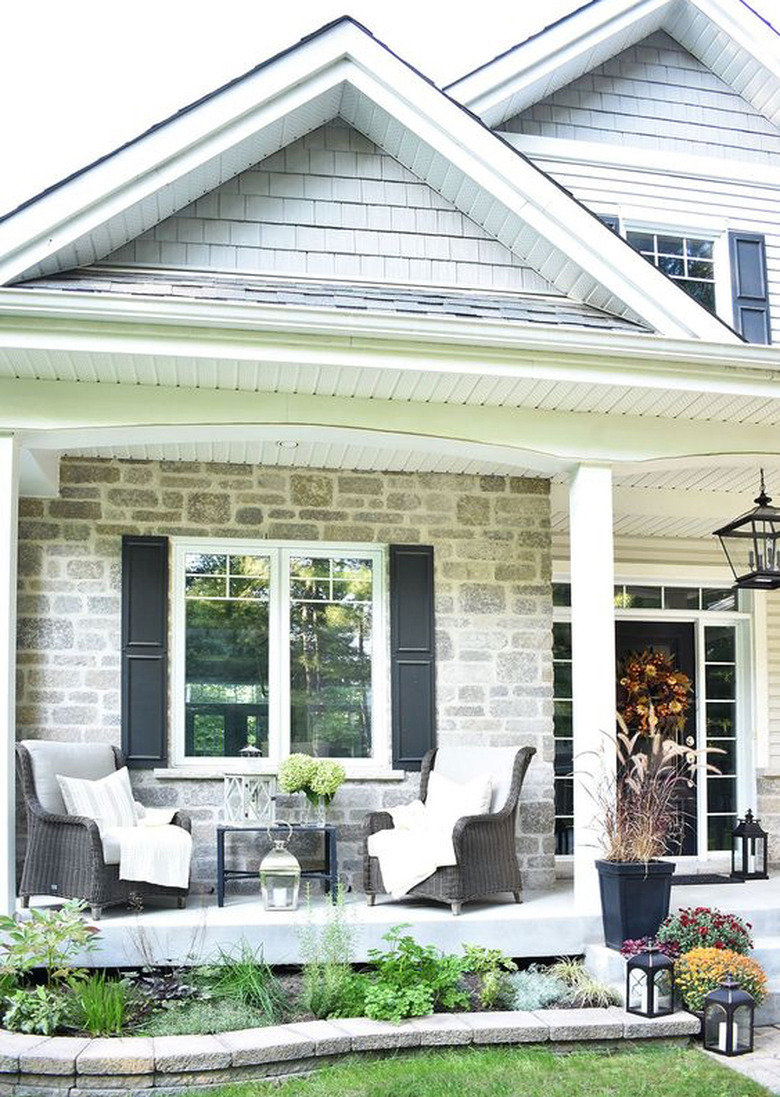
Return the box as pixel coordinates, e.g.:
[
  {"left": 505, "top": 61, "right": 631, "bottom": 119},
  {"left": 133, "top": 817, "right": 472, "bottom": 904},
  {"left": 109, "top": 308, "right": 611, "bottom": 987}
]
[
  {"left": 217, "top": 829, "right": 225, "bottom": 908},
  {"left": 328, "top": 829, "right": 338, "bottom": 896}
]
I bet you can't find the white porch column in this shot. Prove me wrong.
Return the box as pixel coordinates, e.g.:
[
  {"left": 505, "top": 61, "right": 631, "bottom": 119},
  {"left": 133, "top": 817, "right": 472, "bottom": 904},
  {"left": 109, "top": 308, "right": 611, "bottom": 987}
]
[
  {"left": 0, "top": 436, "right": 20, "bottom": 915},
  {"left": 569, "top": 463, "right": 615, "bottom": 910}
]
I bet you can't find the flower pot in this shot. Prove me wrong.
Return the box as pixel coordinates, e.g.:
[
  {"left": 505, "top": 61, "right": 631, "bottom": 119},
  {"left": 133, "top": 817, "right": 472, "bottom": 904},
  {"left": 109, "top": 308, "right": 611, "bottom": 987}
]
[{"left": 596, "top": 859, "right": 676, "bottom": 950}]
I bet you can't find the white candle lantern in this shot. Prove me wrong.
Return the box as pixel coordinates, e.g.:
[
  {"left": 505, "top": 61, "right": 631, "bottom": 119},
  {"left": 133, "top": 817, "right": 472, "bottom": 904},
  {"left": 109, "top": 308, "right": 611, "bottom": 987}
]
[
  {"left": 260, "top": 822, "right": 301, "bottom": 911},
  {"left": 223, "top": 769, "right": 276, "bottom": 826},
  {"left": 703, "top": 976, "right": 754, "bottom": 1056},
  {"left": 625, "top": 942, "right": 675, "bottom": 1018}
]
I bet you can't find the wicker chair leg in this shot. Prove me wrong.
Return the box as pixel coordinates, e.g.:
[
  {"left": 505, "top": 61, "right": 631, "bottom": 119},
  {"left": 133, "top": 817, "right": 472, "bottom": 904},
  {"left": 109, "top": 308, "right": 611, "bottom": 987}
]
[
  {"left": 177, "top": 896, "right": 186, "bottom": 909},
  {"left": 366, "top": 893, "right": 376, "bottom": 907},
  {"left": 513, "top": 890, "right": 522, "bottom": 904},
  {"left": 19, "top": 895, "right": 29, "bottom": 908},
  {"left": 451, "top": 901, "right": 461, "bottom": 916},
  {"left": 91, "top": 905, "right": 103, "bottom": 921}
]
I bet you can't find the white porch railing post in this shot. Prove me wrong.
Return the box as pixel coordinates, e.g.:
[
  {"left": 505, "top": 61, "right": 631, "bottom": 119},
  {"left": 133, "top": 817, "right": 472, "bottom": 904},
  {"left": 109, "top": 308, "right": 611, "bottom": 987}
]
[
  {"left": 569, "top": 463, "right": 615, "bottom": 911},
  {"left": 0, "top": 435, "right": 20, "bottom": 915}
]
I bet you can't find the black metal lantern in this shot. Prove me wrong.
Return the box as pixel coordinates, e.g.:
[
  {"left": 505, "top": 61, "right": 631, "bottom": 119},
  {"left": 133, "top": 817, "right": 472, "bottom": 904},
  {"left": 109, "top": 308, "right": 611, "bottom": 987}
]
[
  {"left": 626, "top": 941, "right": 675, "bottom": 1017},
  {"left": 703, "top": 975, "right": 755, "bottom": 1056},
  {"left": 714, "top": 470, "right": 780, "bottom": 590},
  {"left": 731, "top": 810, "right": 769, "bottom": 880}
]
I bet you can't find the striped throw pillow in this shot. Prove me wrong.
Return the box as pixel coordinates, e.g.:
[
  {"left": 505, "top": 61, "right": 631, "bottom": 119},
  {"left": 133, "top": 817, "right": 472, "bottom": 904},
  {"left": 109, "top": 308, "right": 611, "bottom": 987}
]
[{"left": 57, "top": 766, "right": 137, "bottom": 831}]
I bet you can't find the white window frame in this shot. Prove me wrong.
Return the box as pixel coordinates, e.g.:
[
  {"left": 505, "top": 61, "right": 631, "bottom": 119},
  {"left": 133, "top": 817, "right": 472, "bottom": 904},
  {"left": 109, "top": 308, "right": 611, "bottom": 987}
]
[
  {"left": 552, "top": 564, "right": 757, "bottom": 863},
  {"left": 171, "top": 537, "right": 390, "bottom": 776}
]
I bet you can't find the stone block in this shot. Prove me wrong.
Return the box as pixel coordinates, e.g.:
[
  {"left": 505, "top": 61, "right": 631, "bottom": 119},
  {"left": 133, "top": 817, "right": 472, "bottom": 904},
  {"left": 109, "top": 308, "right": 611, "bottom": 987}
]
[
  {"left": 466, "top": 1011, "right": 549, "bottom": 1044},
  {"left": 291, "top": 474, "right": 332, "bottom": 507},
  {"left": 0, "top": 1035, "right": 48, "bottom": 1073},
  {"left": 20, "top": 1037, "right": 91, "bottom": 1075},
  {"left": 216, "top": 1026, "right": 315, "bottom": 1066},
  {"left": 537, "top": 1007, "right": 624, "bottom": 1041},
  {"left": 186, "top": 493, "right": 231, "bottom": 525},
  {"left": 283, "top": 1020, "right": 353, "bottom": 1056},
  {"left": 328, "top": 1017, "right": 420, "bottom": 1051},
  {"left": 620, "top": 1011, "right": 701, "bottom": 1039},
  {"left": 152, "top": 1035, "right": 231, "bottom": 1073},
  {"left": 409, "top": 1014, "right": 474, "bottom": 1045},
  {"left": 76, "top": 1039, "right": 154, "bottom": 1076},
  {"left": 73, "top": 1074, "right": 154, "bottom": 1089}
]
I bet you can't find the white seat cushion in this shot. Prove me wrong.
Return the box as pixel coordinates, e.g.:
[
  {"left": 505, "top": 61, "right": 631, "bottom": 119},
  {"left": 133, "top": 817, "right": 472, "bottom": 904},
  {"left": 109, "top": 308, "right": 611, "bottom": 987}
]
[
  {"left": 57, "top": 766, "right": 137, "bottom": 833},
  {"left": 22, "top": 740, "right": 118, "bottom": 815}
]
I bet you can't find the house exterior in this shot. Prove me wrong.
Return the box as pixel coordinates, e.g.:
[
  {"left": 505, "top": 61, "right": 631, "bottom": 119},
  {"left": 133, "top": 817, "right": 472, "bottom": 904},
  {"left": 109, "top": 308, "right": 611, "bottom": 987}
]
[{"left": 1, "top": 0, "right": 780, "bottom": 915}]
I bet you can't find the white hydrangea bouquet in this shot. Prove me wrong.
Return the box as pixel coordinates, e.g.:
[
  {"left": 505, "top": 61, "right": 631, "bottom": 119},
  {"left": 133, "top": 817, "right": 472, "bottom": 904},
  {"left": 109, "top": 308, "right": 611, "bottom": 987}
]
[{"left": 278, "top": 753, "right": 346, "bottom": 817}]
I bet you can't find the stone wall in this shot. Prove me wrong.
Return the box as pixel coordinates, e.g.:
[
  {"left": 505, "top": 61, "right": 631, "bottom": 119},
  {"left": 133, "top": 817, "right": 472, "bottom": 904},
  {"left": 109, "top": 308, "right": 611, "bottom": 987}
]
[{"left": 16, "top": 458, "right": 555, "bottom": 895}]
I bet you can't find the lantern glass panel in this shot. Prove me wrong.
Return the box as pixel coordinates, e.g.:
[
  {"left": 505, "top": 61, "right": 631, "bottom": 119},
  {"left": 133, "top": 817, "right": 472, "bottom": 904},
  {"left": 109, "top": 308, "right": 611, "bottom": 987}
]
[
  {"left": 655, "top": 969, "right": 673, "bottom": 1013},
  {"left": 705, "top": 1003, "right": 732, "bottom": 1053},
  {"left": 629, "top": 970, "right": 648, "bottom": 1013},
  {"left": 260, "top": 870, "right": 300, "bottom": 911},
  {"left": 734, "top": 1004, "right": 753, "bottom": 1053}
]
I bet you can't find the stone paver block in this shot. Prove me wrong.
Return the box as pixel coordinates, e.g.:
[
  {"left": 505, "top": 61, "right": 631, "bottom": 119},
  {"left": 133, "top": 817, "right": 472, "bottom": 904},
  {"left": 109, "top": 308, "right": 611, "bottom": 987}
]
[
  {"left": 77, "top": 1039, "right": 154, "bottom": 1076},
  {"left": 537, "top": 1007, "right": 624, "bottom": 1041},
  {"left": 466, "top": 1011, "right": 549, "bottom": 1044},
  {"left": 284, "top": 1021, "right": 353, "bottom": 1056},
  {"left": 216, "top": 1026, "right": 315, "bottom": 1067},
  {"left": 0, "top": 1034, "right": 48, "bottom": 1072},
  {"left": 71, "top": 1077, "right": 153, "bottom": 1091},
  {"left": 153, "top": 1034, "right": 231, "bottom": 1073},
  {"left": 621, "top": 1011, "right": 701, "bottom": 1040},
  {"left": 20, "top": 1037, "right": 91, "bottom": 1075},
  {"left": 409, "top": 1015, "right": 474, "bottom": 1046},
  {"left": 329, "top": 1017, "right": 421, "bottom": 1051}
]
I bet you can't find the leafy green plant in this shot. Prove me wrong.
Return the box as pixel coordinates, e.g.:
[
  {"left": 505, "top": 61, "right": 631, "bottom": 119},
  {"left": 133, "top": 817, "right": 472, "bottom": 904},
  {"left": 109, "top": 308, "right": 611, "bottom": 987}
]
[
  {"left": 506, "top": 966, "right": 568, "bottom": 1011},
  {"left": 298, "top": 885, "right": 360, "bottom": 1019},
  {"left": 3, "top": 985, "right": 68, "bottom": 1035},
  {"left": 656, "top": 907, "right": 753, "bottom": 958},
  {"left": 0, "top": 900, "right": 98, "bottom": 987},
  {"left": 136, "top": 997, "right": 274, "bottom": 1036},
  {"left": 363, "top": 925, "right": 468, "bottom": 1023},
  {"left": 197, "top": 943, "right": 284, "bottom": 1024},
  {"left": 70, "top": 972, "right": 131, "bottom": 1036},
  {"left": 548, "top": 958, "right": 621, "bottom": 1009},
  {"left": 462, "top": 945, "right": 517, "bottom": 1009}
]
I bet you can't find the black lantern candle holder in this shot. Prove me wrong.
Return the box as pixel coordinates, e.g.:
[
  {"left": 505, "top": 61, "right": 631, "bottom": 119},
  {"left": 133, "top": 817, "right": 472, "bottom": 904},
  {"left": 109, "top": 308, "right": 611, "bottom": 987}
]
[
  {"left": 703, "top": 975, "right": 755, "bottom": 1056},
  {"left": 626, "top": 941, "right": 675, "bottom": 1018},
  {"left": 714, "top": 470, "right": 780, "bottom": 590},
  {"left": 731, "top": 810, "right": 769, "bottom": 881}
]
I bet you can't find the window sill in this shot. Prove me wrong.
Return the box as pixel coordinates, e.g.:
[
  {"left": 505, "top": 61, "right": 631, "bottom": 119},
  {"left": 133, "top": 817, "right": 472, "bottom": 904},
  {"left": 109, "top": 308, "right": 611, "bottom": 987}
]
[{"left": 153, "top": 767, "right": 408, "bottom": 782}]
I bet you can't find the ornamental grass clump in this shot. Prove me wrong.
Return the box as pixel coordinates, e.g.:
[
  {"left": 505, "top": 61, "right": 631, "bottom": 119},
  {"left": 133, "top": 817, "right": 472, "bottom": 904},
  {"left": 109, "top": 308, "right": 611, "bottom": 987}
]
[{"left": 674, "top": 947, "right": 766, "bottom": 1013}]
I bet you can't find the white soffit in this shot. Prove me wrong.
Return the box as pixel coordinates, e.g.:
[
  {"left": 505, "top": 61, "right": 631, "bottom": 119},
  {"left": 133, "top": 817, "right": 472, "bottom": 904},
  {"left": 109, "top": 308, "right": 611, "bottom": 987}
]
[
  {"left": 448, "top": 0, "right": 780, "bottom": 132},
  {"left": 0, "top": 20, "right": 735, "bottom": 341}
]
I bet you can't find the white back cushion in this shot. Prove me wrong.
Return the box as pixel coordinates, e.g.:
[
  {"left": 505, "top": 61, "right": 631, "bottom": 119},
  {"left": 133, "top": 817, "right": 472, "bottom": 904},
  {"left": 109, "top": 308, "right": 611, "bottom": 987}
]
[
  {"left": 22, "top": 740, "right": 118, "bottom": 814},
  {"left": 426, "top": 770, "right": 492, "bottom": 826},
  {"left": 57, "top": 766, "right": 137, "bottom": 832},
  {"left": 432, "top": 747, "right": 521, "bottom": 812}
]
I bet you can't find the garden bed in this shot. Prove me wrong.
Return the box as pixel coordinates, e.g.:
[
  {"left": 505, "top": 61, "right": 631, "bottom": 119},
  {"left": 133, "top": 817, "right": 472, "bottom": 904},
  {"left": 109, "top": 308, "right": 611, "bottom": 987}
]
[{"left": 0, "top": 1007, "right": 701, "bottom": 1096}]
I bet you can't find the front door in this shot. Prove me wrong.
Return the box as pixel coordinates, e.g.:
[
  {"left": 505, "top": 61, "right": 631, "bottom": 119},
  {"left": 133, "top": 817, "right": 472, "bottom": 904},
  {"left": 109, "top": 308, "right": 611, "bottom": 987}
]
[{"left": 615, "top": 621, "right": 697, "bottom": 856}]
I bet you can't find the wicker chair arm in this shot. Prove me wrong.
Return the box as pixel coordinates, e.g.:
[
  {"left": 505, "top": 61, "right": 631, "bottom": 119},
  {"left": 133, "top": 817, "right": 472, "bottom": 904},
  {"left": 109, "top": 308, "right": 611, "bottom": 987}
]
[
  {"left": 451, "top": 811, "right": 513, "bottom": 861},
  {"left": 25, "top": 801, "right": 105, "bottom": 858},
  {"left": 364, "top": 811, "right": 394, "bottom": 838},
  {"left": 172, "top": 810, "right": 192, "bottom": 833}
]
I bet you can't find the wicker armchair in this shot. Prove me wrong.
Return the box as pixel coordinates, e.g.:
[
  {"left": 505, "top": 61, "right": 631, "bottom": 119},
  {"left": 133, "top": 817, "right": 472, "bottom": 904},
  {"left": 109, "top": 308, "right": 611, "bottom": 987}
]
[
  {"left": 17, "top": 741, "right": 191, "bottom": 919},
  {"left": 363, "top": 744, "right": 535, "bottom": 915}
]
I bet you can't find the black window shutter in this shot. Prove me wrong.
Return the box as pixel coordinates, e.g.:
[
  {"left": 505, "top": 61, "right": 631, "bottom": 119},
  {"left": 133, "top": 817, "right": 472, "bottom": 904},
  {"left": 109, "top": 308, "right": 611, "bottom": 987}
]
[
  {"left": 390, "top": 545, "right": 436, "bottom": 770},
  {"left": 598, "top": 212, "right": 620, "bottom": 233},
  {"left": 121, "top": 535, "right": 169, "bottom": 768},
  {"left": 729, "top": 231, "right": 771, "bottom": 344}
]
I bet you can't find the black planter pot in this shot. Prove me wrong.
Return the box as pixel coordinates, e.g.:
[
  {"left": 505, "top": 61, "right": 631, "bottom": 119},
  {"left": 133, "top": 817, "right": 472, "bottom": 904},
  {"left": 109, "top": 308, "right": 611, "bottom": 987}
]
[{"left": 596, "top": 859, "right": 676, "bottom": 950}]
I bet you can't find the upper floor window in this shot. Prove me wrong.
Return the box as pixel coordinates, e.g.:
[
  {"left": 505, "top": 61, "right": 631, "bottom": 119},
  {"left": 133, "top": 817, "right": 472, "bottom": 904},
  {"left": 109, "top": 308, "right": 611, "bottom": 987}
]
[
  {"left": 625, "top": 230, "right": 716, "bottom": 312},
  {"left": 172, "top": 539, "right": 387, "bottom": 770}
]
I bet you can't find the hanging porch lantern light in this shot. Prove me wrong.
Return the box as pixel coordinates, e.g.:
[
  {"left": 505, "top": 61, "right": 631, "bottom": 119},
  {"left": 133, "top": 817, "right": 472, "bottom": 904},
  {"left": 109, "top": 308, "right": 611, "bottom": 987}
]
[
  {"left": 703, "top": 975, "right": 755, "bottom": 1056},
  {"left": 714, "top": 470, "right": 780, "bottom": 590},
  {"left": 260, "top": 822, "right": 301, "bottom": 911},
  {"left": 731, "top": 810, "right": 769, "bottom": 881},
  {"left": 625, "top": 941, "right": 676, "bottom": 1018}
]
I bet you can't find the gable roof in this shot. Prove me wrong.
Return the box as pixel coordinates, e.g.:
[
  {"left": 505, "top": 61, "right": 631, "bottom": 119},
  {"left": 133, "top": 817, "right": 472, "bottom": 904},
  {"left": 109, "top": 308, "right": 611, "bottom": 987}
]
[
  {"left": 0, "top": 16, "right": 736, "bottom": 342},
  {"left": 447, "top": 0, "right": 780, "bottom": 132}
]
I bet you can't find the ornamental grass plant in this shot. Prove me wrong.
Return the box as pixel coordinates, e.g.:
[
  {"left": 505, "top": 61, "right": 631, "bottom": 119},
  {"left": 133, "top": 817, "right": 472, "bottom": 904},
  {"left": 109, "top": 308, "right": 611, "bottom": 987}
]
[{"left": 674, "top": 947, "right": 767, "bottom": 1012}]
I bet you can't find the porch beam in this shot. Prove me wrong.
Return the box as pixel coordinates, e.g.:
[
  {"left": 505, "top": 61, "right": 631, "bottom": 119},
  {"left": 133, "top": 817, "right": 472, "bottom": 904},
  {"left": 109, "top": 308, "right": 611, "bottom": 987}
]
[
  {"left": 0, "top": 435, "right": 19, "bottom": 915},
  {"left": 569, "top": 464, "right": 615, "bottom": 910}
]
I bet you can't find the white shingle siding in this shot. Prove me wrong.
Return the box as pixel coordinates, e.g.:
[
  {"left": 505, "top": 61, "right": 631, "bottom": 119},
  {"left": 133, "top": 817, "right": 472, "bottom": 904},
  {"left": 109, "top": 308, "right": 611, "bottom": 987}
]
[
  {"left": 99, "top": 119, "right": 556, "bottom": 294},
  {"left": 522, "top": 156, "right": 780, "bottom": 343},
  {"left": 502, "top": 31, "right": 780, "bottom": 165}
]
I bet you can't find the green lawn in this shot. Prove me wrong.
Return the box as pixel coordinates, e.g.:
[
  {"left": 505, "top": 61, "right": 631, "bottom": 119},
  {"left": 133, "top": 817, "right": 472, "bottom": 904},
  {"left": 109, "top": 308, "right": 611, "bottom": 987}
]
[{"left": 212, "top": 1045, "right": 771, "bottom": 1097}]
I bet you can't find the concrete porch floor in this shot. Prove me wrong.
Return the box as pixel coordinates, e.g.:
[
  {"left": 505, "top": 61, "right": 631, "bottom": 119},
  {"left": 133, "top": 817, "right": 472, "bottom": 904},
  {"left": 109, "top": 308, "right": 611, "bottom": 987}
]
[{"left": 19, "top": 872, "right": 780, "bottom": 969}]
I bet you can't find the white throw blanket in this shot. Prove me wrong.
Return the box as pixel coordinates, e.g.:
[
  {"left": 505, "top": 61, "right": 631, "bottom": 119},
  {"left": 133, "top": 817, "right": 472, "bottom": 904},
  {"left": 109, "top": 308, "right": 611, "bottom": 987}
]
[{"left": 103, "top": 808, "right": 192, "bottom": 890}]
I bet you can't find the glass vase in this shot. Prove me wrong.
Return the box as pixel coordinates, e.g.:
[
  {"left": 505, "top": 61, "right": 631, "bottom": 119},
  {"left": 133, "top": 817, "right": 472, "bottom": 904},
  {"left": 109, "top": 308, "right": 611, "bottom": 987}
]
[{"left": 302, "top": 796, "right": 327, "bottom": 828}]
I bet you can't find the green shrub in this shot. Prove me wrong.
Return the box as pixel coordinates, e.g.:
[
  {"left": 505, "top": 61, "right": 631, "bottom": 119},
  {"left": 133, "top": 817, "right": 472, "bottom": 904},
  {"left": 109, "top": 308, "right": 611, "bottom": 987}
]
[
  {"left": 70, "top": 972, "right": 130, "bottom": 1036},
  {"left": 136, "top": 998, "right": 273, "bottom": 1036},
  {"left": 197, "top": 944, "right": 284, "bottom": 1024},
  {"left": 363, "top": 925, "right": 469, "bottom": 1023},
  {"left": 0, "top": 900, "right": 98, "bottom": 987},
  {"left": 462, "top": 945, "right": 517, "bottom": 1009},
  {"left": 298, "top": 886, "right": 359, "bottom": 1020},
  {"left": 3, "top": 985, "right": 68, "bottom": 1035},
  {"left": 548, "top": 958, "right": 621, "bottom": 1009},
  {"left": 506, "top": 966, "right": 568, "bottom": 1011}
]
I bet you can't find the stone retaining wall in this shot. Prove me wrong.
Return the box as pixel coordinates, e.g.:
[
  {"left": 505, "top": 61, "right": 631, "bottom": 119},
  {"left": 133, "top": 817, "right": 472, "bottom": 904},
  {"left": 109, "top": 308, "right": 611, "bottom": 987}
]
[
  {"left": 0, "top": 1010, "right": 701, "bottom": 1095},
  {"left": 16, "top": 458, "right": 555, "bottom": 895}
]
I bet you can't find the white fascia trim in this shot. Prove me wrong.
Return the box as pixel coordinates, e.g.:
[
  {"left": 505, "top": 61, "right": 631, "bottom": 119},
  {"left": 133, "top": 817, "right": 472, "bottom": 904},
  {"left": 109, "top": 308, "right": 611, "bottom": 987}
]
[
  {"left": 446, "top": 0, "right": 672, "bottom": 122},
  {"left": 501, "top": 133, "right": 780, "bottom": 191},
  {"left": 0, "top": 22, "right": 736, "bottom": 342},
  {"left": 0, "top": 287, "right": 767, "bottom": 394}
]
